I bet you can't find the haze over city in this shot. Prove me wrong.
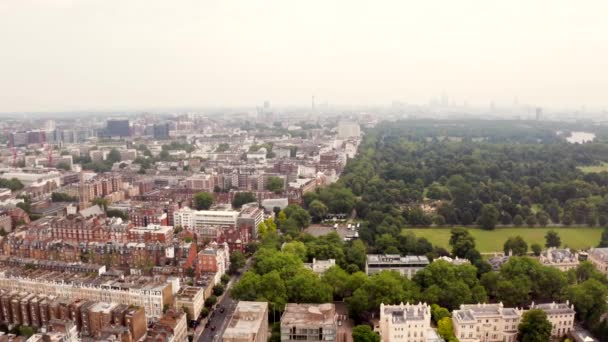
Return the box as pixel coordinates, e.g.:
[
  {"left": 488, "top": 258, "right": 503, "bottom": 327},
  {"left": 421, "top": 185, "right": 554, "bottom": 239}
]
[{"left": 1, "top": 0, "right": 608, "bottom": 112}]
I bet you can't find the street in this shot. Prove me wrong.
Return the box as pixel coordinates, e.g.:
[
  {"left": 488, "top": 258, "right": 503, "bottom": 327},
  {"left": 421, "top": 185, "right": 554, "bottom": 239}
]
[{"left": 197, "top": 259, "right": 252, "bottom": 342}]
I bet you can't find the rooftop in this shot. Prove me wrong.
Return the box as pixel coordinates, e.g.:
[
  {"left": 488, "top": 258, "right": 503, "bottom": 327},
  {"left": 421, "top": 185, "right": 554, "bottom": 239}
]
[
  {"left": 281, "top": 303, "right": 336, "bottom": 326},
  {"left": 223, "top": 301, "right": 268, "bottom": 339}
]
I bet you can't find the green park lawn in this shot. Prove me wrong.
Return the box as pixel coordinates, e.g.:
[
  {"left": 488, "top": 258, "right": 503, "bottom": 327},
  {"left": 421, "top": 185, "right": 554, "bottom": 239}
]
[
  {"left": 578, "top": 162, "right": 608, "bottom": 173},
  {"left": 404, "top": 227, "right": 603, "bottom": 253}
]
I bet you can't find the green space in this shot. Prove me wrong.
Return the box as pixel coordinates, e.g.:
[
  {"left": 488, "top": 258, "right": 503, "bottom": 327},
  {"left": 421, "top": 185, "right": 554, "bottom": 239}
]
[
  {"left": 578, "top": 162, "right": 608, "bottom": 174},
  {"left": 404, "top": 227, "right": 603, "bottom": 252}
]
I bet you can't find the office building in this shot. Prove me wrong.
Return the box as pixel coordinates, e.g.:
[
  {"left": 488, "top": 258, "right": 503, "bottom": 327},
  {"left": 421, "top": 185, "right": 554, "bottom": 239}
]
[{"left": 106, "top": 120, "right": 130, "bottom": 137}]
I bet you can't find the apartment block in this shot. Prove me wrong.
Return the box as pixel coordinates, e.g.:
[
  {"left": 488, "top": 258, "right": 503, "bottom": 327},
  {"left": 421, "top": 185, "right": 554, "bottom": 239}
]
[
  {"left": 280, "top": 303, "right": 337, "bottom": 342},
  {"left": 175, "top": 286, "right": 205, "bottom": 321},
  {"left": 222, "top": 301, "right": 269, "bottom": 342},
  {"left": 0, "top": 268, "right": 172, "bottom": 319}
]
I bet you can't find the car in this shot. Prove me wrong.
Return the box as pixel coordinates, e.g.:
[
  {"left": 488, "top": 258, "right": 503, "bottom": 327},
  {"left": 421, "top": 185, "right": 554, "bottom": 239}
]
[
  {"left": 210, "top": 325, "right": 216, "bottom": 331},
  {"left": 219, "top": 307, "right": 225, "bottom": 313}
]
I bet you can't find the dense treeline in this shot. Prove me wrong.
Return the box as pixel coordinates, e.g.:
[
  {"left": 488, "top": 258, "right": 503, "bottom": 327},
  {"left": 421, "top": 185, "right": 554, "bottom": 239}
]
[{"left": 338, "top": 121, "right": 608, "bottom": 241}]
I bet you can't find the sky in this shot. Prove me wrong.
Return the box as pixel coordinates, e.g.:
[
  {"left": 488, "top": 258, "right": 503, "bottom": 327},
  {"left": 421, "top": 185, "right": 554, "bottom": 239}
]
[{"left": 0, "top": 0, "right": 607, "bottom": 112}]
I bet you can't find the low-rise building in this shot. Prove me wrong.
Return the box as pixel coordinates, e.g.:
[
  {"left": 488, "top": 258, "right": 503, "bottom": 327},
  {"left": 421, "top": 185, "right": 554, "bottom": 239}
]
[
  {"left": 539, "top": 248, "right": 579, "bottom": 271},
  {"left": 378, "top": 302, "right": 433, "bottom": 342},
  {"left": 222, "top": 301, "right": 269, "bottom": 342},
  {"left": 452, "top": 303, "right": 523, "bottom": 342},
  {"left": 303, "top": 258, "right": 336, "bottom": 275},
  {"left": 530, "top": 301, "right": 575, "bottom": 339},
  {"left": 365, "top": 254, "right": 429, "bottom": 278},
  {"left": 280, "top": 303, "right": 337, "bottom": 342},
  {"left": 588, "top": 248, "right": 608, "bottom": 274},
  {"left": 146, "top": 308, "right": 187, "bottom": 342}
]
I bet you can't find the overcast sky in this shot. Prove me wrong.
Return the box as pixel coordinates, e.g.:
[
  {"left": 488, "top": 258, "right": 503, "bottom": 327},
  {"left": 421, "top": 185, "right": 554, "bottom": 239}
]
[{"left": 1, "top": 0, "right": 607, "bottom": 112}]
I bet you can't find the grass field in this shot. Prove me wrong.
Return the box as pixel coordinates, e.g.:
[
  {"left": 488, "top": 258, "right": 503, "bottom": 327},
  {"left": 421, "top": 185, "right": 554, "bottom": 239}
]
[
  {"left": 578, "top": 162, "right": 608, "bottom": 173},
  {"left": 404, "top": 227, "right": 603, "bottom": 253}
]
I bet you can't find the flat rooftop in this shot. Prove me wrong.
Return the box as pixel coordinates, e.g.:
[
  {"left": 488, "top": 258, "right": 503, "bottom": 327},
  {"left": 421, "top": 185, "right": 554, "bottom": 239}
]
[{"left": 281, "top": 303, "right": 336, "bottom": 326}]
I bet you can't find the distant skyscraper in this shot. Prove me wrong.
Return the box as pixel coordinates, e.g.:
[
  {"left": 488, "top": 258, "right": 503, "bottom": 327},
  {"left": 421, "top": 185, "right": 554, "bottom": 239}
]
[
  {"left": 106, "top": 119, "right": 130, "bottom": 137},
  {"left": 153, "top": 123, "right": 170, "bottom": 139},
  {"left": 536, "top": 107, "right": 543, "bottom": 121}
]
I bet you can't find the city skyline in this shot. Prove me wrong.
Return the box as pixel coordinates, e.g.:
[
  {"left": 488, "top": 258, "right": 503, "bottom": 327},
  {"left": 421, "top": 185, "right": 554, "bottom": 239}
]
[{"left": 1, "top": 0, "right": 608, "bottom": 112}]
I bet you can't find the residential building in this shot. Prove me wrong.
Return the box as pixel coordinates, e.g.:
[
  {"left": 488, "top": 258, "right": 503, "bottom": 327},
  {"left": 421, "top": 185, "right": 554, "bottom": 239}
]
[
  {"left": 222, "top": 301, "right": 269, "bottom": 342},
  {"left": 197, "top": 242, "right": 229, "bottom": 283},
  {"left": 588, "top": 248, "right": 608, "bottom": 274},
  {"left": 530, "top": 301, "right": 575, "bottom": 339},
  {"left": 280, "top": 303, "right": 337, "bottom": 342},
  {"left": 0, "top": 268, "right": 173, "bottom": 319},
  {"left": 365, "top": 254, "right": 429, "bottom": 278},
  {"left": 378, "top": 302, "right": 432, "bottom": 342},
  {"left": 452, "top": 303, "right": 523, "bottom": 342},
  {"left": 146, "top": 309, "right": 187, "bottom": 342},
  {"left": 539, "top": 248, "right": 580, "bottom": 271},
  {"left": 127, "top": 224, "right": 173, "bottom": 243},
  {"left": 175, "top": 287, "right": 205, "bottom": 321}
]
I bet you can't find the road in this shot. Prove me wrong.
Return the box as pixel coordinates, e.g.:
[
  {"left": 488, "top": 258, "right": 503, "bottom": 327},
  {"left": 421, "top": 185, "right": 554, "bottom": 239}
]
[{"left": 197, "top": 259, "right": 252, "bottom": 342}]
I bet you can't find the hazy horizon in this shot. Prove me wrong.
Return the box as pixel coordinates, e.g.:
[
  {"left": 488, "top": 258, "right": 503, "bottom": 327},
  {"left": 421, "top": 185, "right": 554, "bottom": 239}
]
[{"left": 1, "top": 0, "right": 607, "bottom": 112}]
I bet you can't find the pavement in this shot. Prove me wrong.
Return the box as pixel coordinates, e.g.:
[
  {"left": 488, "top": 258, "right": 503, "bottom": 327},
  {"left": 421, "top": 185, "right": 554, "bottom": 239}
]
[{"left": 197, "top": 259, "right": 253, "bottom": 342}]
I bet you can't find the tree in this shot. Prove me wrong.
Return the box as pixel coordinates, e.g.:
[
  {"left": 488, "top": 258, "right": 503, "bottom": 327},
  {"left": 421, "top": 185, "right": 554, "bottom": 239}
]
[
  {"left": 431, "top": 304, "right": 451, "bottom": 323},
  {"left": 545, "top": 230, "right": 561, "bottom": 248},
  {"left": 0, "top": 178, "right": 24, "bottom": 191},
  {"left": 531, "top": 243, "right": 542, "bottom": 256},
  {"left": 518, "top": 309, "right": 552, "bottom": 342},
  {"left": 229, "top": 250, "right": 246, "bottom": 274},
  {"left": 185, "top": 267, "right": 195, "bottom": 278},
  {"left": 308, "top": 200, "right": 329, "bottom": 223},
  {"left": 18, "top": 326, "right": 35, "bottom": 338},
  {"left": 232, "top": 192, "right": 257, "bottom": 209},
  {"left": 194, "top": 192, "right": 214, "bottom": 210},
  {"left": 478, "top": 204, "right": 499, "bottom": 230},
  {"left": 107, "top": 148, "right": 122, "bottom": 163},
  {"left": 352, "top": 325, "right": 380, "bottom": 342},
  {"left": 437, "top": 317, "right": 457, "bottom": 341},
  {"left": 345, "top": 240, "right": 367, "bottom": 272},
  {"left": 92, "top": 198, "right": 109, "bottom": 210},
  {"left": 513, "top": 215, "right": 524, "bottom": 227},
  {"left": 56, "top": 161, "right": 71, "bottom": 171},
  {"left": 283, "top": 205, "right": 312, "bottom": 229},
  {"left": 449, "top": 228, "right": 476, "bottom": 258},
  {"left": 213, "top": 284, "right": 225, "bottom": 296},
  {"left": 599, "top": 227, "right": 608, "bottom": 247},
  {"left": 503, "top": 236, "right": 528, "bottom": 256},
  {"left": 286, "top": 269, "right": 333, "bottom": 303},
  {"left": 204, "top": 295, "right": 217, "bottom": 307},
  {"left": 266, "top": 176, "right": 284, "bottom": 193},
  {"left": 282, "top": 241, "right": 308, "bottom": 262},
  {"left": 566, "top": 279, "right": 608, "bottom": 327}
]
